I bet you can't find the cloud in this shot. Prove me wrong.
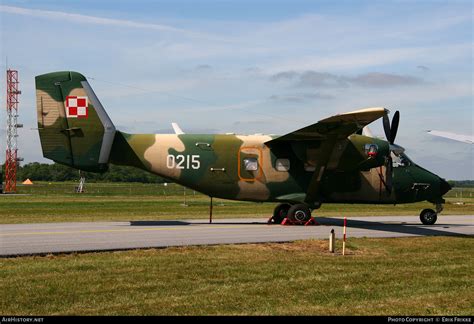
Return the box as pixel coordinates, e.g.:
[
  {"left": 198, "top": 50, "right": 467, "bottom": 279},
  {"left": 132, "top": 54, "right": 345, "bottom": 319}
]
[
  {"left": 298, "top": 71, "right": 349, "bottom": 88},
  {"left": 270, "top": 70, "right": 423, "bottom": 88},
  {"left": 268, "top": 93, "right": 334, "bottom": 103},
  {"left": 270, "top": 71, "right": 348, "bottom": 87},
  {"left": 265, "top": 43, "right": 471, "bottom": 73},
  {"left": 244, "top": 67, "right": 263, "bottom": 74},
  {"left": 0, "top": 5, "right": 226, "bottom": 42},
  {"left": 270, "top": 71, "right": 299, "bottom": 82},
  {"left": 350, "top": 72, "right": 423, "bottom": 87},
  {"left": 195, "top": 64, "right": 212, "bottom": 71},
  {"left": 417, "top": 65, "right": 430, "bottom": 72}
]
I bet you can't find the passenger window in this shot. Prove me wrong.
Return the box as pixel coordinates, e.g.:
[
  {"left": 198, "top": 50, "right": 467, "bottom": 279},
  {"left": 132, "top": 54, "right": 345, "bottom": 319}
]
[
  {"left": 275, "top": 159, "right": 290, "bottom": 171},
  {"left": 244, "top": 158, "right": 258, "bottom": 171}
]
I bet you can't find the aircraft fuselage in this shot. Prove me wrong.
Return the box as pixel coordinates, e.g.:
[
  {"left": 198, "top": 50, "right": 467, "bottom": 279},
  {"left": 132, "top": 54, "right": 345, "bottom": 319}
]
[{"left": 110, "top": 131, "right": 449, "bottom": 207}]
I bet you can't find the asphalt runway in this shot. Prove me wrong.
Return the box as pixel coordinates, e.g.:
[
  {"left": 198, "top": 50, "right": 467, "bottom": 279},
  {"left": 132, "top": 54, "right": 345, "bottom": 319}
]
[{"left": 1, "top": 215, "right": 472, "bottom": 257}]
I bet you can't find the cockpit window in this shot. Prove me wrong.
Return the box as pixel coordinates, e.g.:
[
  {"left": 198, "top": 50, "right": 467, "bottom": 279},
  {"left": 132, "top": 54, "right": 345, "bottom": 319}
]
[{"left": 391, "top": 152, "right": 411, "bottom": 168}]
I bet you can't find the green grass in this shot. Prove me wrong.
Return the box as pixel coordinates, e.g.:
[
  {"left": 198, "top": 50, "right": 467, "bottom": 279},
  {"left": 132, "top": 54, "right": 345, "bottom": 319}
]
[
  {"left": 2, "top": 183, "right": 472, "bottom": 315},
  {"left": 1, "top": 182, "right": 473, "bottom": 224},
  {"left": 1, "top": 236, "right": 472, "bottom": 315}
]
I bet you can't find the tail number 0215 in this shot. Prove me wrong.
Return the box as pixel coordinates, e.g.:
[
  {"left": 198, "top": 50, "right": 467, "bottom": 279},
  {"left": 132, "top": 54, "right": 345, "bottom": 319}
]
[{"left": 167, "top": 155, "right": 201, "bottom": 170}]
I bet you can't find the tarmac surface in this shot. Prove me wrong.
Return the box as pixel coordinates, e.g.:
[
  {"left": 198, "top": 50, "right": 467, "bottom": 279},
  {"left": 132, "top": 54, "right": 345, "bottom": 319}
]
[{"left": 1, "top": 215, "right": 472, "bottom": 257}]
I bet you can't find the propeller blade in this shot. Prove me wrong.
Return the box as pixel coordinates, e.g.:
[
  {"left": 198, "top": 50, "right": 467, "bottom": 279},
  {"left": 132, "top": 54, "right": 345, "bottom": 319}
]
[
  {"left": 385, "top": 157, "right": 393, "bottom": 193},
  {"left": 389, "top": 111, "right": 400, "bottom": 144},
  {"left": 383, "top": 113, "right": 391, "bottom": 142},
  {"left": 381, "top": 110, "right": 399, "bottom": 193}
]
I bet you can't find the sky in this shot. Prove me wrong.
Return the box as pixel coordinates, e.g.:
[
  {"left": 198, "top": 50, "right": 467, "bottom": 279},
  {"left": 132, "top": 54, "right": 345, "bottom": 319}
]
[{"left": 0, "top": 0, "right": 472, "bottom": 180}]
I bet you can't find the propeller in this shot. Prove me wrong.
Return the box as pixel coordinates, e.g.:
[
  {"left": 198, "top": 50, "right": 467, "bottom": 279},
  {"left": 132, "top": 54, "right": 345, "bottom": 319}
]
[
  {"left": 383, "top": 110, "right": 399, "bottom": 144},
  {"left": 382, "top": 110, "right": 401, "bottom": 193}
]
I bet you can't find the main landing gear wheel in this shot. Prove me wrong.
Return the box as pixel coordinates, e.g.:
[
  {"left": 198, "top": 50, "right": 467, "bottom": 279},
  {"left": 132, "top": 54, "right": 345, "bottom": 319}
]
[
  {"left": 272, "top": 203, "right": 291, "bottom": 224},
  {"left": 420, "top": 208, "right": 437, "bottom": 225},
  {"left": 287, "top": 204, "right": 312, "bottom": 224}
]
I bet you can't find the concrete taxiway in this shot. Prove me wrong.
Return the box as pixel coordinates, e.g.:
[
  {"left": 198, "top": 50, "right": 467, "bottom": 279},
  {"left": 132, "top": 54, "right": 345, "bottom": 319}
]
[{"left": 1, "top": 215, "right": 472, "bottom": 257}]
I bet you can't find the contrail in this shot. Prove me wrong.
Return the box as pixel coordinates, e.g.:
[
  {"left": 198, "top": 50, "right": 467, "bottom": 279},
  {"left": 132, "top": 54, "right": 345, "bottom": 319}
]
[{"left": 0, "top": 5, "right": 230, "bottom": 42}]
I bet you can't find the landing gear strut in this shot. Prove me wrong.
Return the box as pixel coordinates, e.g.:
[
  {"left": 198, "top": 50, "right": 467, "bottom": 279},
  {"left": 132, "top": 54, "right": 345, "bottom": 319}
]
[{"left": 435, "top": 203, "right": 444, "bottom": 214}]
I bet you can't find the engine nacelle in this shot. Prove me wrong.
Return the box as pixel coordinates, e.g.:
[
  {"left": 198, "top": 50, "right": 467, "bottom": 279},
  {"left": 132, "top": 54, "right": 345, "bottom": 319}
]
[{"left": 332, "top": 134, "right": 389, "bottom": 172}]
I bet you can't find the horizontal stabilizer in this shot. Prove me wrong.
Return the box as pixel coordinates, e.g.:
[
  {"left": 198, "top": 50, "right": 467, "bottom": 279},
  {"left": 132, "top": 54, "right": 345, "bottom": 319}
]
[{"left": 171, "top": 122, "right": 185, "bottom": 135}]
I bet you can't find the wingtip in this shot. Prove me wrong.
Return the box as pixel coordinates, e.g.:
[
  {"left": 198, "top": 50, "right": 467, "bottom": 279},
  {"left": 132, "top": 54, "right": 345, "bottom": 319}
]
[{"left": 341, "top": 107, "right": 387, "bottom": 115}]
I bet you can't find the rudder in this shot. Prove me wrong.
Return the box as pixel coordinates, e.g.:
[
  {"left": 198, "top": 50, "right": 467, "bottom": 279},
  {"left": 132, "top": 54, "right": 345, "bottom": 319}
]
[{"left": 36, "top": 71, "right": 116, "bottom": 172}]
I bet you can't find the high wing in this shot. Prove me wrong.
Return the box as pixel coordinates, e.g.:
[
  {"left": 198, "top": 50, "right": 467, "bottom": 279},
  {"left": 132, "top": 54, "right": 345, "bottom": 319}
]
[
  {"left": 266, "top": 107, "right": 388, "bottom": 205},
  {"left": 265, "top": 107, "right": 388, "bottom": 145},
  {"left": 427, "top": 130, "right": 473, "bottom": 144}
]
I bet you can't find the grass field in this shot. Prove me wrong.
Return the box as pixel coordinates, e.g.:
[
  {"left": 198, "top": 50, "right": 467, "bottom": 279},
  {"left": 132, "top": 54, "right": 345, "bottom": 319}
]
[
  {"left": 1, "top": 183, "right": 472, "bottom": 316},
  {"left": 0, "top": 182, "right": 473, "bottom": 224},
  {"left": 1, "top": 236, "right": 472, "bottom": 315}
]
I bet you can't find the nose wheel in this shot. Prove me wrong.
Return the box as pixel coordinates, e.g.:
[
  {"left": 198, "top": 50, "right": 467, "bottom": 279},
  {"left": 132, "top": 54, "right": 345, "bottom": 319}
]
[
  {"left": 419, "top": 203, "right": 444, "bottom": 225},
  {"left": 420, "top": 208, "right": 437, "bottom": 225}
]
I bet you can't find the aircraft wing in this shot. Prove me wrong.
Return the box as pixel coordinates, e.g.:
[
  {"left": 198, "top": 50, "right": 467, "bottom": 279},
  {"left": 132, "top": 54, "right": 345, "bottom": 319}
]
[
  {"left": 427, "top": 130, "right": 473, "bottom": 144},
  {"left": 265, "top": 107, "right": 387, "bottom": 145},
  {"left": 264, "top": 107, "right": 388, "bottom": 205}
]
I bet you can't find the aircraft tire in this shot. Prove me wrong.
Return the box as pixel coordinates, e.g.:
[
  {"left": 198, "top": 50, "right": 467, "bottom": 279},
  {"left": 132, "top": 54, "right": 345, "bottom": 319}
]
[
  {"left": 273, "top": 203, "right": 291, "bottom": 224},
  {"left": 420, "top": 208, "right": 437, "bottom": 225},
  {"left": 287, "top": 204, "right": 311, "bottom": 224}
]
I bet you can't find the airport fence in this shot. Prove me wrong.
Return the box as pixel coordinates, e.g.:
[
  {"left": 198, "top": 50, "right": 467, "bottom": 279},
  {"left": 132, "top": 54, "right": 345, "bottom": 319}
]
[
  {"left": 9, "top": 181, "right": 474, "bottom": 203},
  {"left": 14, "top": 182, "right": 200, "bottom": 197}
]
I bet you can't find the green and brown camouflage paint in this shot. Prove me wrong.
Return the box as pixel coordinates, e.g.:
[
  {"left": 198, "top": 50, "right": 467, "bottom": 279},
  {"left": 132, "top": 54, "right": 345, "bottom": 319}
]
[{"left": 36, "top": 71, "right": 449, "bottom": 208}]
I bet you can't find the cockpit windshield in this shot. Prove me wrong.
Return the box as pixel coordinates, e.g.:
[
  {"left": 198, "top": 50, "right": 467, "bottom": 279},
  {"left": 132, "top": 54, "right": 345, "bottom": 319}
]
[{"left": 391, "top": 152, "right": 412, "bottom": 168}]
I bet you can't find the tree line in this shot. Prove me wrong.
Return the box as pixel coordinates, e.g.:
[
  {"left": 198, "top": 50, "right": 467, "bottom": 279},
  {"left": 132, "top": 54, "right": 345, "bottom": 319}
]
[
  {"left": 447, "top": 180, "right": 474, "bottom": 188},
  {"left": 1, "top": 162, "right": 473, "bottom": 186},
  {"left": 1, "top": 163, "right": 166, "bottom": 183}
]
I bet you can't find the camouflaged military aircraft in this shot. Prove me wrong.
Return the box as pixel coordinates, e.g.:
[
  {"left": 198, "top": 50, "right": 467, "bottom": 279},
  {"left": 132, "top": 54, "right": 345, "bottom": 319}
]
[{"left": 35, "top": 71, "right": 451, "bottom": 225}]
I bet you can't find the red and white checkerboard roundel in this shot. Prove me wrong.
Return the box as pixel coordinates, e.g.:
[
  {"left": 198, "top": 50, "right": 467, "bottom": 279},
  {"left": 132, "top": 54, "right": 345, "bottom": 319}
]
[{"left": 66, "top": 96, "right": 88, "bottom": 118}]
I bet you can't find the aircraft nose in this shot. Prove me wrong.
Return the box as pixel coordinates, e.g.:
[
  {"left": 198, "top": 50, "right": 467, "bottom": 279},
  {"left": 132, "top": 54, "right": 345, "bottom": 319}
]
[{"left": 439, "top": 178, "right": 451, "bottom": 196}]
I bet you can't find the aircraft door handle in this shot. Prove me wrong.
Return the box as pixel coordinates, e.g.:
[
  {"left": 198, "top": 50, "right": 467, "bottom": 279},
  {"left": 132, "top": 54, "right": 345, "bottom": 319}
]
[{"left": 196, "top": 142, "right": 213, "bottom": 150}]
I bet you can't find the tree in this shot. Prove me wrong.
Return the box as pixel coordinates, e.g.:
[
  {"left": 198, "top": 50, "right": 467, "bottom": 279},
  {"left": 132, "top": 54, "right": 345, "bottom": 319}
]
[{"left": 2, "top": 163, "right": 166, "bottom": 183}]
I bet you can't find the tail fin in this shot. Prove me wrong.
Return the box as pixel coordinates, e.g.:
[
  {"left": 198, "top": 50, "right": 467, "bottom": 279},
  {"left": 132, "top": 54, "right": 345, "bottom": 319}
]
[{"left": 36, "top": 71, "right": 116, "bottom": 172}]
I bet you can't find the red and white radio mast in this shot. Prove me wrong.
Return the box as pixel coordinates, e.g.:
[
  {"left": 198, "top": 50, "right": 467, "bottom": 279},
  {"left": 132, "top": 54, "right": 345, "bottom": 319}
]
[{"left": 4, "top": 69, "right": 22, "bottom": 193}]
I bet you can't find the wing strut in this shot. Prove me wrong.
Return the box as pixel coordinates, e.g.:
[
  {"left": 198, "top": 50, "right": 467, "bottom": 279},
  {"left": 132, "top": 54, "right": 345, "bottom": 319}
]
[{"left": 304, "top": 139, "right": 336, "bottom": 205}]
